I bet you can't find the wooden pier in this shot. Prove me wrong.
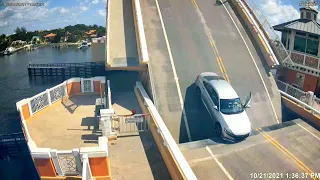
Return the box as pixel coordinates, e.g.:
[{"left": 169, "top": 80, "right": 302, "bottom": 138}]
[
  {"left": 28, "top": 61, "right": 106, "bottom": 79},
  {"left": 0, "top": 132, "right": 29, "bottom": 158}
]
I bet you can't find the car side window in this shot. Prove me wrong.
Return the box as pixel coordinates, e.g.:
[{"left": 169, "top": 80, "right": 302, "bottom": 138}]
[{"left": 203, "top": 81, "right": 219, "bottom": 107}]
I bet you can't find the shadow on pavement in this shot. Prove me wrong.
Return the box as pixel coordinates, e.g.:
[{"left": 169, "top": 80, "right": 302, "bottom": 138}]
[
  {"left": 179, "top": 83, "right": 216, "bottom": 144},
  {"left": 227, "top": 0, "right": 272, "bottom": 78},
  {"left": 122, "top": 0, "right": 139, "bottom": 66},
  {"left": 138, "top": 131, "right": 171, "bottom": 180}
]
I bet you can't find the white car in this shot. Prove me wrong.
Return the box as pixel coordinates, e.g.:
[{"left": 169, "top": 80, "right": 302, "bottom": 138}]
[{"left": 195, "top": 72, "right": 252, "bottom": 141}]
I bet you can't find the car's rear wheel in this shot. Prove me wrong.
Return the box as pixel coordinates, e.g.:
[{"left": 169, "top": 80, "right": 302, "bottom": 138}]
[
  {"left": 196, "top": 86, "right": 201, "bottom": 97},
  {"left": 214, "top": 122, "right": 222, "bottom": 137}
]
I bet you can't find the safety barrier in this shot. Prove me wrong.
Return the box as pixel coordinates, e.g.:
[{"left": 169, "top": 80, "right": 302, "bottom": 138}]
[
  {"left": 229, "top": 0, "right": 280, "bottom": 67},
  {"left": 106, "top": 0, "right": 111, "bottom": 67},
  {"left": 280, "top": 90, "right": 320, "bottom": 128},
  {"left": 135, "top": 82, "right": 197, "bottom": 180},
  {"left": 132, "top": 0, "right": 149, "bottom": 64},
  {"left": 276, "top": 79, "right": 320, "bottom": 112}
]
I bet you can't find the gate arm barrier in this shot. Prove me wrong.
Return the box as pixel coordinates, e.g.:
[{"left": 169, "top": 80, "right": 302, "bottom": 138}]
[{"left": 135, "top": 82, "right": 197, "bottom": 180}]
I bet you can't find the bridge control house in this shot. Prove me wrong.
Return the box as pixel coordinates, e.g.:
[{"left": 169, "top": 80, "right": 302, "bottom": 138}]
[{"left": 274, "top": 7, "right": 320, "bottom": 96}]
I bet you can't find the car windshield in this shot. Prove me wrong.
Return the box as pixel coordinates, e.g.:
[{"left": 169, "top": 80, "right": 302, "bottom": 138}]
[{"left": 220, "top": 98, "right": 244, "bottom": 115}]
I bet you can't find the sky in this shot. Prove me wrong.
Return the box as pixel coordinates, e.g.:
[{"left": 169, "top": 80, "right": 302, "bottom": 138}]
[
  {"left": 0, "top": 0, "right": 319, "bottom": 35},
  {"left": 0, "top": 0, "right": 106, "bottom": 35}
]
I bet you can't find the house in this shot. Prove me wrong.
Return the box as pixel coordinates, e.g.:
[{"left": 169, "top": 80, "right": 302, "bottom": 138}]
[
  {"left": 44, "top": 33, "right": 56, "bottom": 41},
  {"left": 85, "top": 29, "right": 97, "bottom": 38},
  {"left": 273, "top": 6, "right": 320, "bottom": 96}
]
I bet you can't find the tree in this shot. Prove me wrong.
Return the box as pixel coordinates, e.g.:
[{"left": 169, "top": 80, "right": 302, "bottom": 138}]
[
  {"left": 53, "top": 34, "right": 62, "bottom": 43},
  {"left": 14, "top": 26, "right": 27, "bottom": 41}
]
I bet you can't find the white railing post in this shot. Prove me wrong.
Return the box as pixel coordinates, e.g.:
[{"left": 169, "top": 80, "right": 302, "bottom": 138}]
[
  {"left": 47, "top": 89, "right": 52, "bottom": 105},
  {"left": 303, "top": 54, "right": 306, "bottom": 65},
  {"left": 285, "top": 83, "right": 289, "bottom": 93},
  {"left": 81, "top": 78, "right": 84, "bottom": 93},
  {"left": 317, "top": 58, "right": 320, "bottom": 69},
  {"left": 82, "top": 154, "right": 93, "bottom": 180},
  {"left": 107, "top": 80, "right": 112, "bottom": 108},
  {"left": 64, "top": 82, "right": 68, "bottom": 98},
  {"left": 73, "top": 148, "right": 82, "bottom": 173},
  {"left": 90, "top": 78, "right": 94, "bottom": 92},
  {"left": 306, "top": 91, "right": 314, "bottom": 106},
  {"left": 51, "top": 149, "right": 64, "bottom": 176},
  {"left": 27, "top": 99, "right": 33, "bottom": 116},
  {"left": 100, "top": 109, "right": 115, "bottom": 137}
]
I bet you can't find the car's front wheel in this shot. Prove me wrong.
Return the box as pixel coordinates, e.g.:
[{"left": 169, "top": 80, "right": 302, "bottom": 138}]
[{"left": 214, "top": 122, "right": 222, "bottom": 137}]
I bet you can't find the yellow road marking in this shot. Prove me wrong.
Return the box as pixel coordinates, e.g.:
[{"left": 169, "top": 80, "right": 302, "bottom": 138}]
[
  {"left": 191, "top": 0, "right": 317, "bottom": 175},
  {"left": 191, "top": 0, "right": 230, "bottom": 83},
  {"left": 258, "top": 128, "right": 319, "bottom": 180}
]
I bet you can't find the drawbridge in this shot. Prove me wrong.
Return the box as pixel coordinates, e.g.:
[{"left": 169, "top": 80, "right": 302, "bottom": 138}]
[{"left": 106, "top": 0, "right": 320, "bottom": 179}]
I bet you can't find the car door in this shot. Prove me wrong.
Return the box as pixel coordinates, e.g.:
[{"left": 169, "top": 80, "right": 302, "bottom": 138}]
[{"left": 202, "top": 81, "right": 219, "bottom": 119}]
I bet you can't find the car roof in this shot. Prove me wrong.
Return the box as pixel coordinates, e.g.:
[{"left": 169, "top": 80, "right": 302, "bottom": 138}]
[{"left": 209, "top": 79, "right": 239, "bottom": 99}]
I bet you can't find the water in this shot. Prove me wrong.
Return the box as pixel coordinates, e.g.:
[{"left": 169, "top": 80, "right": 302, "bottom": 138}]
[{"left": 0, "top": 45, "right": 96, "bottom": 179}]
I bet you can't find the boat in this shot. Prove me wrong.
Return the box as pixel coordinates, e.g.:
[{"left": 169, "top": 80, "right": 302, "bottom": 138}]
[
  {"left": 78, "top": 40, "right": 89, "bottom": 49},
  {"left": 3, "top": 47, "right": 16, "bottom": 55}
]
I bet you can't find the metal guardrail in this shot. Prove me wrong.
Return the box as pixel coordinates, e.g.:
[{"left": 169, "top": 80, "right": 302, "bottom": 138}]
[
  {"left": 275, "top": 80, "right": 308, "bottom": 101},
  {"left": 276, "top": 79, "right": 320, "bottom": 115},
  {"left": 240, "top": 0, "right": 292, "bottom": 66},
  {"left": 280, "top": 90, "right": 320, "bottom": 116},
  {"left": 136, "top": 81, "right": 197, "bottom": 180}
]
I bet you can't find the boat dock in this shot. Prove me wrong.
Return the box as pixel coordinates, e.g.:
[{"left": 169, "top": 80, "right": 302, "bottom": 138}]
[{"left": 27, "top": 61, "right": 106, "bottom": 79}]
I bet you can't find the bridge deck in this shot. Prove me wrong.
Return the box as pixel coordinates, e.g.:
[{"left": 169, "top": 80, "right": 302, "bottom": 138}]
[
  {"left": 141, "top": 0, "right": 281, "bottom": 143},
  {"left": 179, "top": 119, "right": 320, "bottom": 179},
  {"left": 109, "top": 0, "right": 139, "bottom": 68}
]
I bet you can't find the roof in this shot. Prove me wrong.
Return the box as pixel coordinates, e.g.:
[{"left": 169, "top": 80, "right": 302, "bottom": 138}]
[
  {"left": 44, "top": 33, "right": 56, "bottom": 38},
  {"left": 273, "top": 19, "right": 320, "bottom": 36},
  {"left": 300, "top": 6, "right": 318, "bottom": 13},
  {"left": 209, "top": 79, "right": 239, "bottom": 99}
]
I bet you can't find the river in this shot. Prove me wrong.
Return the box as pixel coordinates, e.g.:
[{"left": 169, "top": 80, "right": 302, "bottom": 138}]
[{"left": 0, "top": 45, "right": 96, "bottom": 179}]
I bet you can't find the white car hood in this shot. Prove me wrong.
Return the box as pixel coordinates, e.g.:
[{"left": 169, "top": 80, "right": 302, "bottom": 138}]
[{"left": 221, "top": 111, "right": 251, "bottom": 135}]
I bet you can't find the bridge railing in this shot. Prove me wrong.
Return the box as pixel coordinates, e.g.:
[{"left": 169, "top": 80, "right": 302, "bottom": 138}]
[
  {"left": 276, "top": 79, "right": 320, "bottom": 115},
  {"left": 135, "top": 82, "right": 197, "bottom": 180},
  {"left": 240, "top": 0, "right": 293, "bottom": 65}
]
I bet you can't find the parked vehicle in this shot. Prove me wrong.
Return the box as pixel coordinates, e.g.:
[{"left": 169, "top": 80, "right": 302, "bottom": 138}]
[
  {"left": 195, "top": 72, "right": 252, "bottom": 141},
  {"left": 78, "top": 40, "right": 89, "bottom": 49},
  {"left": 3, "top": 47, "right": 16, "bottom": 55}
]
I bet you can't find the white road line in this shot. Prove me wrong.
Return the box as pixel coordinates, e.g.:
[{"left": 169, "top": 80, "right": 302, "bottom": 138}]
[
  {"left": 220, "top": 1, "right": 280, "bottom": 124},
  {"left": 154, "top": 0, "right": 192, "bottom": 142},
  {"left": 297, "top": 123, "right": 320, "bottom": 141},
  {"left": 205, "top": 146, "right": 234, "bottom": 180}
]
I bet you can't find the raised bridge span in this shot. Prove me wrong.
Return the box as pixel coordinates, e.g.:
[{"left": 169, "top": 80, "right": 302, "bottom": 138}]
[{"left": 107, "top": 0, "right": 320, "bottom": 179}]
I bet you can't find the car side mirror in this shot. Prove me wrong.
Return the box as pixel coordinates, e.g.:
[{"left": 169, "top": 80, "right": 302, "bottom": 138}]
[
  {"left": 213, "top": 105, "right": 218, "bottom": 110},
  {"left": 243, "top": 92, "right": 252, "bottom": 108}
]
